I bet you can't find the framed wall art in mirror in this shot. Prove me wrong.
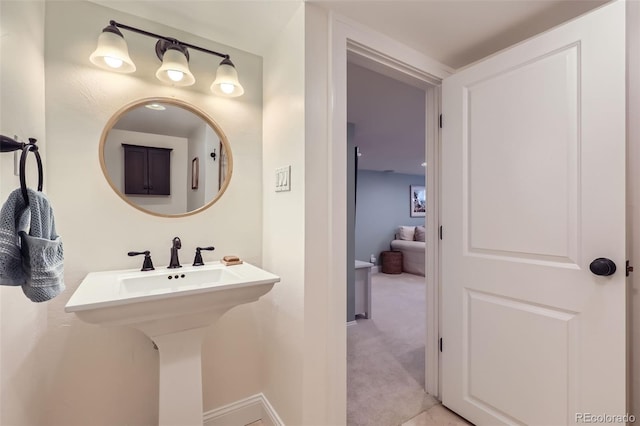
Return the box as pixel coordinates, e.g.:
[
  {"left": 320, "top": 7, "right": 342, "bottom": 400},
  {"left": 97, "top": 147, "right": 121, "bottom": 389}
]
[
  {"left": 191, "top": 157, "right": 199, "bottom": 190},
  {"left": 218, "top": 141, "right": 228, "bottom": 191},
  {"left": 99, "top": 98, "right": 232, "bottom": 217}
]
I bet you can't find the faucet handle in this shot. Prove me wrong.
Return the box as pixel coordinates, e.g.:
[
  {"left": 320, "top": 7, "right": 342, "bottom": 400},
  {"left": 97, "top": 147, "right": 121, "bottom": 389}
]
[
  {"left": 193, "top": 246, "right": 215, "bottom": 266},
  {"left": 128, "top": 250, "right": 155, "bottom": 271}
]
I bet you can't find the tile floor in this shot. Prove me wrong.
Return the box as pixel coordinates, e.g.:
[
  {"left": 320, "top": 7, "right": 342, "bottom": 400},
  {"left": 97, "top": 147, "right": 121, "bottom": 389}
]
[
  {"left": 244, "top": 401, "right": 471, "bottom": 426},
  {"left": 402, "top": 404, "right": 473, "bottom": 426}
]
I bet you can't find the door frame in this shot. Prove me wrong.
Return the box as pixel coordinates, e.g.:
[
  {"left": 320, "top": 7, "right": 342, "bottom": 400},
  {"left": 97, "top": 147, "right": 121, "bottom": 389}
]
[{"left": 330, "top": 11, "right": 452, "bottom": 398}]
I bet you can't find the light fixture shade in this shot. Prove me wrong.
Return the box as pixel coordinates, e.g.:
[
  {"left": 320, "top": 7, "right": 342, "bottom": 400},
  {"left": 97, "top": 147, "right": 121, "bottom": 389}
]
[
  {"left": 89, "top": 26, "right": 136, "bottom": 73},
  {"left": 211, "top": 58, "right": 244, "bottom": 97},
  {"left": 155, "top": 47, "right": 195, "bottom": 86}
]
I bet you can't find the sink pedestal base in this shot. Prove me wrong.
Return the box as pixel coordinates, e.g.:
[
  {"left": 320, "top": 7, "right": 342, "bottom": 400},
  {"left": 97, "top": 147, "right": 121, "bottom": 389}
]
[
  {"left": 65, "top": 263, "right": 280, "bottom": 426},
  {"left": 154, "top": 328, "right": 209, "bottom": 426}
]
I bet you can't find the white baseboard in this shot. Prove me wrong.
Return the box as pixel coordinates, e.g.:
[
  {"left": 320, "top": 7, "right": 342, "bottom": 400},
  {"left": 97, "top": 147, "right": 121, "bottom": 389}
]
[
  {"left": 203, "top": 393, "right": 283, "bottom": 426},
  {"left": 346, "top": 320, "right": 357, "bottom": 327},
  {"left": 260, "top": 395, "right": 284, "bottom": 426}
]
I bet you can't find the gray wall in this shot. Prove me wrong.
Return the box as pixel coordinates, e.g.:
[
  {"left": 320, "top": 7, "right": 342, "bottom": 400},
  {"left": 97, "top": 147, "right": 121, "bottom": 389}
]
[{"left": 355, "top": 170, "right": 425, "bottom": 265}]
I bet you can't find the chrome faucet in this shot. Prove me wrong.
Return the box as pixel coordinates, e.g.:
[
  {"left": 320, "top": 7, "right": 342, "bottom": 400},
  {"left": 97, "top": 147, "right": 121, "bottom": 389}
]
[{"left": 168, "top": 237, "right": 182, "bottom": 268}]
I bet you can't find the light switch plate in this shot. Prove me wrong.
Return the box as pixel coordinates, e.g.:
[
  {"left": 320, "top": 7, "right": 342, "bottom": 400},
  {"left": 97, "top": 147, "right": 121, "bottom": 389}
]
[{"left": 275, "top": 166, "right": 291, "bottom": 192}]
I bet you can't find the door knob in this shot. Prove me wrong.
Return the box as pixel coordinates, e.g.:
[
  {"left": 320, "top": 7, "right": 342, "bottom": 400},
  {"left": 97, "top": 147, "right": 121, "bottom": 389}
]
[{"left": 589, "top": 258, "right": 616, "bottom": 276}]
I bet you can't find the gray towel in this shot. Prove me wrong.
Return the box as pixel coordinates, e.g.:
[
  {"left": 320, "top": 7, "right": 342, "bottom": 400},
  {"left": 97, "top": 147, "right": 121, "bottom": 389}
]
[
  {"left": 0, "top": 189, "right": 30, "bottom": 286},
  {"left": 0, "top": 188, "right": 64, "bottom": 302}
]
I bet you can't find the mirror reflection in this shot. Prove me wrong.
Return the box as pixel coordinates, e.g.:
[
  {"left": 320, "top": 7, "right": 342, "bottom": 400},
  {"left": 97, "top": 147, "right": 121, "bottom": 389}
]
[{"left": 100, "top": 99, "right": 232, "bottom": 217}]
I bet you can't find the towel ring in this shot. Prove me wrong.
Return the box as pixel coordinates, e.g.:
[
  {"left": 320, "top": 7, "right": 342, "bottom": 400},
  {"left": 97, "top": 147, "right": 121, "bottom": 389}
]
[{"left": 19, "top": 144, "right": 43, "bottom": 205}]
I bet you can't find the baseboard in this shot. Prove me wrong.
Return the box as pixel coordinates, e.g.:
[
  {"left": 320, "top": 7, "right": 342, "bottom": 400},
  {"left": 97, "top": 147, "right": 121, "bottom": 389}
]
[
  {"left": 347, "top": 320, "right": 357, "bottom": 327},
  {"left": 260, "top": 394, "right": 284, "bottom": 426},
  {"left": 203, "top": 393, "right": 284, "bottom": 426}
]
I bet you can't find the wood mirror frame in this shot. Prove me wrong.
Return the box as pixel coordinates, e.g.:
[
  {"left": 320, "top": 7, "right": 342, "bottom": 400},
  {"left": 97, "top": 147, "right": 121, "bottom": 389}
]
[{"left": 99, "top": 97, "right": 233, "bottom": 218}]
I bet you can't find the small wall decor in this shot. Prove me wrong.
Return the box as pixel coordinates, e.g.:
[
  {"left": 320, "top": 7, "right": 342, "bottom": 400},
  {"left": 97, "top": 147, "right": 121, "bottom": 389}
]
[
  {"left": 191, "top": 157, "right": 199, "bottom": 190},
  {"left": 410, "top": 185, "right": 426, "bottom": 217}
]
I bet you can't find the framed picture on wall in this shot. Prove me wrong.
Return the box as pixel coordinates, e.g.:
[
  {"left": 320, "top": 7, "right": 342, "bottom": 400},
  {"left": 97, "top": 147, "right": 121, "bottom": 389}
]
[
  {"left": 191, "top": 157, "right": 199, "bottom": 190},
  {"left": 410, "top": 185, "right": 426, "bottom": 217}
]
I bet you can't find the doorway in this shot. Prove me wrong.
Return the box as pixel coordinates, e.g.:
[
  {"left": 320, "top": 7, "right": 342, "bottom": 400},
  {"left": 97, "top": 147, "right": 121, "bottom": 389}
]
[
  {"left": 323, "top": 14, "right": 452, "bottom": 421},
  {"left": 341, "top": 36, "right": 444, "bottom": 406},
  {"left": 346, "top": 57, "right": 429, "bottom": 424}
]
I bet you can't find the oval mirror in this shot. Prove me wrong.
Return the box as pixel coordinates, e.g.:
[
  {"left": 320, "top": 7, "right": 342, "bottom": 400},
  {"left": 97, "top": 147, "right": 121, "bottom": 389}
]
[{"left": 100, "top": 98, "right": 232, "bottom": 217}]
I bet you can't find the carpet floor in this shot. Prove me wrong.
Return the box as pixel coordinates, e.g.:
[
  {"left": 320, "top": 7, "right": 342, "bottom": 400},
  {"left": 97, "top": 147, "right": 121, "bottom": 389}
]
[{"left": 347, "top": 272, "right": 439, "bottom": 426}]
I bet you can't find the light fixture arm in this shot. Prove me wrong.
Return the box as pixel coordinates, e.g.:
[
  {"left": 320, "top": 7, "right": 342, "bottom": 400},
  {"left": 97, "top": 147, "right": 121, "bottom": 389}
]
[{"left": 109, "top": 20, "right": 230, "bottom": 61}]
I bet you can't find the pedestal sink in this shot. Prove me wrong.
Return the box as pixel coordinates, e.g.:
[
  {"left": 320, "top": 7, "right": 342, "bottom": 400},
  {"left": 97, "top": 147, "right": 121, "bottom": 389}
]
[{"left": 65, "top": 262, "right": 279, "bottom": 426}]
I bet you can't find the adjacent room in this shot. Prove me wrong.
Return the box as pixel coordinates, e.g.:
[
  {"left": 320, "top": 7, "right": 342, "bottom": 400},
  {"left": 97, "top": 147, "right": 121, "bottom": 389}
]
[{"left": 346, "top": 60, "right": 433, "bottom": 425}]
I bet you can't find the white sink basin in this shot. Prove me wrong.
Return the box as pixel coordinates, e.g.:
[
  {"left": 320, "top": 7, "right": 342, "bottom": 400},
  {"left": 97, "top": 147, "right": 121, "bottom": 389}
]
[
  {"left": 66, "top": 261, "right": 279, "bottom": 335},
  {"left": 65, "top": 261, "right": 279, "bottom": 426},
  {"left": 118, "top": 267, "right": 241, "bottom": 296}
]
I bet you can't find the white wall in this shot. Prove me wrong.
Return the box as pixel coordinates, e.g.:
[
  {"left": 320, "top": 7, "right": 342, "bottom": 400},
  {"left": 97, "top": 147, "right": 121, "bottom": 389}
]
[
  {"left": 0, "top": 2, "right": 48, "bottom": 425},
  {"left": 187, "top": 124, "right": 205, "bottom": 212},
  {"left": 188, "top": 123, "right": 224, "bottom": 213},
  {"left": 261, "top": 4, "right": 306, "bottom": 424},
  {"left": 105, "top": 128, "right": 188, "bottom": 215},
  {"left": 628, "top": 0, "right": 640, "bottom": 417},
  {"left": 261, "top": 6, "right": 349, "bottom": 424},
  {"left": 204, "top": 126, "right": 220, "bottom": 203},
  {"left": 36, "top": 2, "right": 264, "bottom": 424},
  {"left": 303, "top": 5, "right": 348, "bottom": 424},
  {"left": 188, "top": 123, "right": 221, "bottom": 212}
]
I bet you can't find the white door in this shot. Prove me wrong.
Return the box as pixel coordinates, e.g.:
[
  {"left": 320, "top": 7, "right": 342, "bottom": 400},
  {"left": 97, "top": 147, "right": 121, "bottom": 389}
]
[{"left": 441, "top": 2, "right": 626, "bottom": 425}]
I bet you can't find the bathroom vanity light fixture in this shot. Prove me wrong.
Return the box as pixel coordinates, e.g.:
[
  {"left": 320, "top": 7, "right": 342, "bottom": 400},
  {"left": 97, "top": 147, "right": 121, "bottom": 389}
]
[{"left": 90, "top": 20, "right": 244, "bottom": 97}]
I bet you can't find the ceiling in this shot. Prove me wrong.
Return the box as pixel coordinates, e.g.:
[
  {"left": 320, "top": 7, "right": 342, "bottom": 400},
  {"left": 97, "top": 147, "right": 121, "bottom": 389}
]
[
  {"left": 89, "top": 1, "right": 302, "bottom": 57},
  {"left": 313, "top": 0, "right": 607, "bottom": 69},
  {"left": 90, "top": 0, "right": 608, "bottom": 68},
  {"left": 113, "top": 103, "right": 205, "bottom": 138},
  {"left": 89, "top": 0, "right": 609, "bottom": 176},
  {"left": 348, "top": 62, "right": 426, "bottom": 176}
]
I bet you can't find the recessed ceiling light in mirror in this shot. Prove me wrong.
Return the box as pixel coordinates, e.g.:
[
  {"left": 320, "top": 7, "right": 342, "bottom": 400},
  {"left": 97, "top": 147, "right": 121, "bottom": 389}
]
[{"left": 145, "top": 103, "right": 166, "bottom": 111}]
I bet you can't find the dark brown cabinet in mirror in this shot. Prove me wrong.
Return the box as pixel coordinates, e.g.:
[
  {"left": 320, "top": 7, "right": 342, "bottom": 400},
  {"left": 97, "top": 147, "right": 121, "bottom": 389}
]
[
  {"left": 123, "top": 144, "right": 172, "bottom": 195},
  {"left": 99, "top": 98, "right": 233, "bottom": 217}
]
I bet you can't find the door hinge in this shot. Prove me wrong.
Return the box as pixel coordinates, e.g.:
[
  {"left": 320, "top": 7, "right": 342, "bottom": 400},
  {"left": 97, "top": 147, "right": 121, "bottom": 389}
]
[
  {"left": 439, "top": 114, "right": 443, "bottom": 129},
  {"left": 439, "top": 337, "right": 443, "bottom": 352},
  {"left": 627, "top": 260, "right": 634, "bottom": 277},
  {"left": 439, "top": 226, "right": 443, "bottom": 240}
]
